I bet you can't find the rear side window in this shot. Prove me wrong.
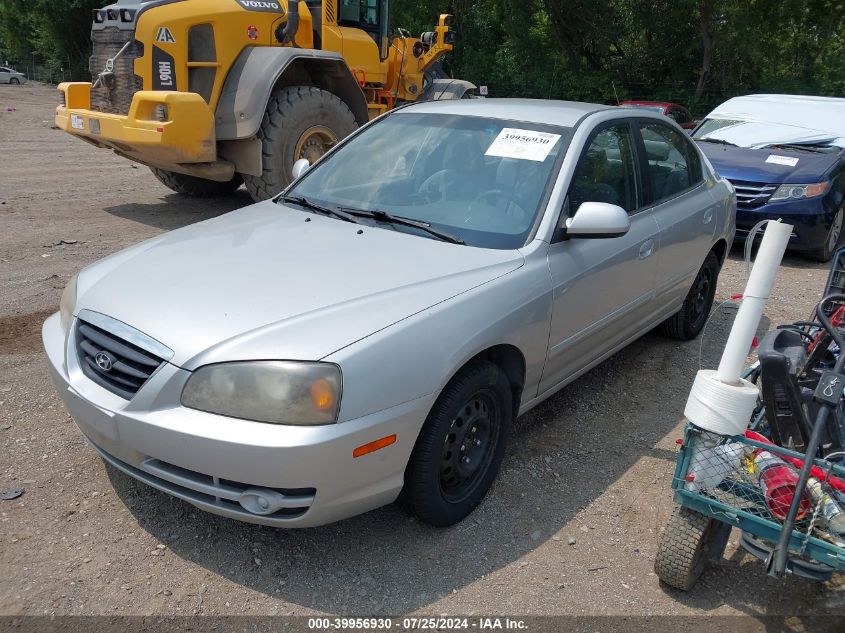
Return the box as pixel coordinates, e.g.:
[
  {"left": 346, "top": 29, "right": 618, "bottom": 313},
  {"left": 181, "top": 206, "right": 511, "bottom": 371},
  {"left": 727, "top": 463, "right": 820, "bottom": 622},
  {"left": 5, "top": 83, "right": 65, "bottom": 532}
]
[{"left": 639, "top": 122, "right": 702, "bottom": 203}]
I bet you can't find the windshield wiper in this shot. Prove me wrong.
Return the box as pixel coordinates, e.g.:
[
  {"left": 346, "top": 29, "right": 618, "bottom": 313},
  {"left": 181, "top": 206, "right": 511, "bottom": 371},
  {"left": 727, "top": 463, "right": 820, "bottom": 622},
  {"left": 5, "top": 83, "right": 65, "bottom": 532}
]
[
  {"left": 765, "top": 143, "right": 833, "bottom": 154},
  {"left": 281, "top": 195, "right": 360, "bottom": 224},
  {"left": 695, "top": 138, "right": 737, "bottom": 147},
  {"left": 338, "top": 207, "right": 465, "bottom": 244}
]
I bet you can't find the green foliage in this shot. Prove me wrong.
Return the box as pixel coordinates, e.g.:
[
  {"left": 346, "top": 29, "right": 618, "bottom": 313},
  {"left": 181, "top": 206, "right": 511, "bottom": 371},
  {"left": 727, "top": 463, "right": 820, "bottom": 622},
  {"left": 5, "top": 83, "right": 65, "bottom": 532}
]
[
  {"left": 1, "top": 0, "right": 842, "bottom": 114},
  {"left": 398, "top": 0, "right": 845, "bottom": 115},
  {"left": 0, "top": 0, "right": 102, "bottom": 79}
]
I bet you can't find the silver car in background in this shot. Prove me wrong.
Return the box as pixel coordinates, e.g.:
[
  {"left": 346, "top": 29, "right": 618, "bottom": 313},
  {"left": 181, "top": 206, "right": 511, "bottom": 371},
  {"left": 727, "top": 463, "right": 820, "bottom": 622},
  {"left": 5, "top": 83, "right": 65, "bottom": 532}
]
[
  {"left": 43, "top": 99, "right": 735, "bottom": 528},
  {"left": 0, "top": 67, "right": 26, "bottom": 84}
]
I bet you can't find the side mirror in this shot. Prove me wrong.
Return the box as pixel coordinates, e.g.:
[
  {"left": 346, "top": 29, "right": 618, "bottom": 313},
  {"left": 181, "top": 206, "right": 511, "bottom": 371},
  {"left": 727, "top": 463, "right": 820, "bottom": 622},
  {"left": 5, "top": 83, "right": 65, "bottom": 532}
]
[
  {"left": 292, "top": 158, "right": 311, "bottom": 180},
  {"left": 563, "top": 201, "right": 630, "bottom": 239}
]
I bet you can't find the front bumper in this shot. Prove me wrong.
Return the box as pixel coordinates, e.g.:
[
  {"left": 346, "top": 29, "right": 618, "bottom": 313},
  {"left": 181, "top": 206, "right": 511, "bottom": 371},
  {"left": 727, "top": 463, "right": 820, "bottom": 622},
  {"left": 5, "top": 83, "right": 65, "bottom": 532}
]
[
  {"left": 43, "top": 312, "right": 431, "bottom": 528},
  {"left": 55, "top": 82, "right": 216, "bottom": 167},
  {"left": 735, "top": 197, "right": 835, "bottom": 251}
]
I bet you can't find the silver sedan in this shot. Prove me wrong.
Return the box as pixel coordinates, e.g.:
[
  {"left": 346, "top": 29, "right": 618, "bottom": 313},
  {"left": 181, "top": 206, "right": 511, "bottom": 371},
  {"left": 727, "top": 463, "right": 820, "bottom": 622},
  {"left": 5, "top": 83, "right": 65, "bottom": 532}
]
[
  {"left": 43, "top": 99, "right": 735, "bottom": 528},
  {"left": 0, "top": 67, "right": 26, "bottom": 84}
]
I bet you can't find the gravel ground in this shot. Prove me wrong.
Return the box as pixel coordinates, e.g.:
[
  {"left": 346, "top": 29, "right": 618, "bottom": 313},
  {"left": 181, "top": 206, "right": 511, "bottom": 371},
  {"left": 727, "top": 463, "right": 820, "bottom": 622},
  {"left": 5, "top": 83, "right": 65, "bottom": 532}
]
[{"left": 1, "top": 83, "right": 844, "bottom": 627}]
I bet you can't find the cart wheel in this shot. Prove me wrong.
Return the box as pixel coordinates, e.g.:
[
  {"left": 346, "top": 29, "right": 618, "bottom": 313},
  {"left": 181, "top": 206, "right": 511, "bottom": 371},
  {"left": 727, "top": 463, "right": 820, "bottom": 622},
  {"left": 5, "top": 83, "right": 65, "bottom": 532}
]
[{"left": 654, "top": 505, "right": 722, "bottom": 591}]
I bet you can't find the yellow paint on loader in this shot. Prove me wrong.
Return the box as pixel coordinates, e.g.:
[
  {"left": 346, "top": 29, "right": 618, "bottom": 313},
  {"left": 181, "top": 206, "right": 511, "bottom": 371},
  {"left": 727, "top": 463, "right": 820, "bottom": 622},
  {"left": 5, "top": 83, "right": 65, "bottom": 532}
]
[{"left": 56, "top": 0, "right": 462, "bottom": 200}]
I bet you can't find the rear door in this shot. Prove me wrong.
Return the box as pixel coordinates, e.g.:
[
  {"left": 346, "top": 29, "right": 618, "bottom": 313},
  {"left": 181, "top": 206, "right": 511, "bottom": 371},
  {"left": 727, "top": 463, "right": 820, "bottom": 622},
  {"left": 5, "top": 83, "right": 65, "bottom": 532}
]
[
  {"left": 0, "top": 68, "right": 9, "bottom": 83},
  {"left": 540, "top": 119, "right": 661, "bottom": 394},
  {"left": 636, "top": 120, "right": 717, "bottom": 314}
]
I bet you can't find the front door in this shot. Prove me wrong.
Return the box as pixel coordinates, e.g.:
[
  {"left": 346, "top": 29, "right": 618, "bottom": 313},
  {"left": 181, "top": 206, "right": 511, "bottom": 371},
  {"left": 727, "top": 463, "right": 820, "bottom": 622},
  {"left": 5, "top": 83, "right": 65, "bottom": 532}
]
[{"left": 540, "top": 120, "right": 660, "bottom": 395}]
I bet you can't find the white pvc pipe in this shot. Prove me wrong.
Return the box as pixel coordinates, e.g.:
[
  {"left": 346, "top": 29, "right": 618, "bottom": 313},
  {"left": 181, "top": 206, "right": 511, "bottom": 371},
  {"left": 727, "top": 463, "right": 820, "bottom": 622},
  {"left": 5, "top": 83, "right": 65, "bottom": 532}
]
[{"left": 716, "top": 221, "right": 792, "bottom": 384}]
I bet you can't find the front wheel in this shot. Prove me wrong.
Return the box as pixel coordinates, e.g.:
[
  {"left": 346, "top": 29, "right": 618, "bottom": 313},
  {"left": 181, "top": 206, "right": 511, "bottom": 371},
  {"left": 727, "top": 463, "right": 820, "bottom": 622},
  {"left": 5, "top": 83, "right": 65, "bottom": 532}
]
[
  {"left": 808, "top": 207, "right": 844, "bottom": 262},
  {"left": 150, "top": 168, "right": 243, "bottom": 197},
  {"left": 659, "top": 250, "right": 720, "bottom": 341},
  {"left": 654, "top": 505, "right": 722, "bottom": 591},
  {"left": 10, "top": 77, "right": 20, "bottom": 85},
  {"left": 401, "top": 361, "right": 512, "bottom": 527}
]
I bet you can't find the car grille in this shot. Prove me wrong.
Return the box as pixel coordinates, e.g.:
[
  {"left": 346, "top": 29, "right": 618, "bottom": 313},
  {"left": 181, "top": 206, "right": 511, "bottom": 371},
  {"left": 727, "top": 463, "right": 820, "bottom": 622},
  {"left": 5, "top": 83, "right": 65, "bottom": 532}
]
[
  {"left": 728, "top": 179, "right": 778, "bottom": 209},
  {"left": 89, "top": 27, "right": 144, "bottom": 115},
  {"left": 76, "top": 319, "right": 164, "bottom": 399}
]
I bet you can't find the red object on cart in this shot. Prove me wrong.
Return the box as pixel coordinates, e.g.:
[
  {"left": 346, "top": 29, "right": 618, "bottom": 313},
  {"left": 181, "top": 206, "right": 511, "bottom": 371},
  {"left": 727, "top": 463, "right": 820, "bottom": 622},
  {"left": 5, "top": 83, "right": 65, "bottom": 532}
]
[{"left": 746, "top": 430, "right": 845, "bottom": 492}]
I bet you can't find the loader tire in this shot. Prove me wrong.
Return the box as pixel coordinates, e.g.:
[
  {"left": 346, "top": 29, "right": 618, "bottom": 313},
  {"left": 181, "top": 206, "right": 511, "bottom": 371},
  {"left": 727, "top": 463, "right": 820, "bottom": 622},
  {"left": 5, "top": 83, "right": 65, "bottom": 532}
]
[
  {"left": 150, "top": 168, "right": 243, "bottom": 197},
  {"left": 243, "top": 85, "right": 358, "bottom": 202},
  {"left": 654, "top": 505, "right": 720, "bottom": 591}
]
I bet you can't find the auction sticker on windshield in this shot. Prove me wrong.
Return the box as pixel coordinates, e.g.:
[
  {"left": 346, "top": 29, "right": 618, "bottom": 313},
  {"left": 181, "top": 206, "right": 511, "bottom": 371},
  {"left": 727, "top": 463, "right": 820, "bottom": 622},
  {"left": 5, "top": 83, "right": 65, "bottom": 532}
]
[{"left": 485, "top": 128, "right": 561, "bottom": 162}]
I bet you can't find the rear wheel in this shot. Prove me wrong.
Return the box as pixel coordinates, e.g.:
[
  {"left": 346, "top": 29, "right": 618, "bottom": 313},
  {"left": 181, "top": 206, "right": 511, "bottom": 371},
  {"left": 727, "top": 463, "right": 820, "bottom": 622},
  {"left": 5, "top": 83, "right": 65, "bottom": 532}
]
[
  {"left": 150, "top": 168, "right": 243, "bottom": 197},
  {"left": 401, "top": 361, "right": 512, "bottom": 527},
  {"left": 243, "top": 85, "right": 358, "bottom": 202},
  {"left": 808, "top": 206, "right": 844, "bottom": 262},
  {"left": 654, "top": 505, "right": 722, "bottom": 591},
  {"left": 10, "top": 77, "right": 20, "bottom": 85},
  {"left": 660, "top": 250, "right": 720, "bottom": 341}
]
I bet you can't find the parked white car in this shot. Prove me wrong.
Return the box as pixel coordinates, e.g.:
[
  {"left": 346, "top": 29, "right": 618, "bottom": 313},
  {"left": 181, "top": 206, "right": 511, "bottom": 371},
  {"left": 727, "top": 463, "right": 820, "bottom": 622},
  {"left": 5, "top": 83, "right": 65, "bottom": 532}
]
[{"left": 0, "top": 67, "right": 26, "bottom": 85}]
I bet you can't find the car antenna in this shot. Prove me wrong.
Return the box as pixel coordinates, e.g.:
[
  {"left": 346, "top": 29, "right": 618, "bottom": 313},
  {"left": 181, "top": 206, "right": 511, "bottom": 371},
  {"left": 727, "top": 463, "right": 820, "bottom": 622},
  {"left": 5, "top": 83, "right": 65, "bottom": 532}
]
[{"left": 612, "top": 81, "right": 620, "bottom": 105}]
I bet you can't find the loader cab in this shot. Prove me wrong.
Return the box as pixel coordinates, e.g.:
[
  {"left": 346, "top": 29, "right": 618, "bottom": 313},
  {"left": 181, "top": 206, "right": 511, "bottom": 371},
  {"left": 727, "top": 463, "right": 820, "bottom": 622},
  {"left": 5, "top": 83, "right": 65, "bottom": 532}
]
[{"left": 338, "top": 0, "right": 390, "bottom": 60}]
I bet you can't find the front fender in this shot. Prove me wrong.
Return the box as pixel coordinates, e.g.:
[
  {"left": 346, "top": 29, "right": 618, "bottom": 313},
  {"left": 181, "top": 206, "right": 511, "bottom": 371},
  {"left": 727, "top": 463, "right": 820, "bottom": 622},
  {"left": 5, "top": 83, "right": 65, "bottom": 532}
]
[{"left": 215, "top": 47, "right": 369, "bottom": 141}]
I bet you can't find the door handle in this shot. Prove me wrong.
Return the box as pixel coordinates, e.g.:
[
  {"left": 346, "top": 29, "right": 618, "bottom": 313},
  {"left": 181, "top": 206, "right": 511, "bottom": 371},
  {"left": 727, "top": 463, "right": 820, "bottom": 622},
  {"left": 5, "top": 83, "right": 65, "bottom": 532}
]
[
  {"left": 638, "top": 239, "right": 654, "bottom": 260},
  {"left": 703, "top": 208, "right": 714, "bottom": 225}
]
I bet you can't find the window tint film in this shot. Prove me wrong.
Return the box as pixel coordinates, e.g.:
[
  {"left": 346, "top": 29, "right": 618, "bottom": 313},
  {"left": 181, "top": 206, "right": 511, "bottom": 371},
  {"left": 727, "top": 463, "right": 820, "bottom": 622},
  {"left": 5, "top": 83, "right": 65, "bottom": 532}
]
[{"left": 569, "top": 123, "right": 639, "bottom": 214}]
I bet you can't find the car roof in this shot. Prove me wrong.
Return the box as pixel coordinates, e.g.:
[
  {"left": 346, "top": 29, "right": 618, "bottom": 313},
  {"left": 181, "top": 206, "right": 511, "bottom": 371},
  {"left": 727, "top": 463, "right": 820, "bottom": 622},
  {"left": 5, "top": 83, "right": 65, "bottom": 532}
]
[
  {"left": 621, "top": 101, "right": 682, "bottom": 108},
  {"left": 399, "top": 98, "right": 612, "bottom": 127}
]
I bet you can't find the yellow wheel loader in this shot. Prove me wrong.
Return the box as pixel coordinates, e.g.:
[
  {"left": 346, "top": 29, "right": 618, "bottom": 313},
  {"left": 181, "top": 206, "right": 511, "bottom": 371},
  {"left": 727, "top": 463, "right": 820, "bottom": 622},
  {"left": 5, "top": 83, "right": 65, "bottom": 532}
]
[{"left": 56, "top": 0, "right": 474, "bottom": 201}]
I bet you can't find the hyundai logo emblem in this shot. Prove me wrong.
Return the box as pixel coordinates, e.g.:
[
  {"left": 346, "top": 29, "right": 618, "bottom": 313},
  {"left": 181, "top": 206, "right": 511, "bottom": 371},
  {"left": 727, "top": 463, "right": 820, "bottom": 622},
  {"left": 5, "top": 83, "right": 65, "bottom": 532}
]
[{"left": 95, "top": 351, "right": 113, "bottom": 372}]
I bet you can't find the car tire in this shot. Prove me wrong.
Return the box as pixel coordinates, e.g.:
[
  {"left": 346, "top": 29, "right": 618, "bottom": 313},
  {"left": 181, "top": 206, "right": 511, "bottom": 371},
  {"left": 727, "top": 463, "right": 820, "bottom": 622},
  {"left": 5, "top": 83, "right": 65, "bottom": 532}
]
[
  {"left": 243, "top": 86, "right": 358, "bottom": 202},
  {"left": 654, "top": 505, "right": 721, "bottom": 591},
  {"left": 150, "top": 168, "right": 243, "bottom": 197},
  {"left": 10, "top": 77, "right": 20, "bottom": 85},
  {"left": 401, "top": 360, "right": 513, "bottom": 527},
  {"left": 659, "top": 250, "right": 720, "bottom": 341},
  {"left": 808, "top": 207, "right": 844, "bottom": 263}
]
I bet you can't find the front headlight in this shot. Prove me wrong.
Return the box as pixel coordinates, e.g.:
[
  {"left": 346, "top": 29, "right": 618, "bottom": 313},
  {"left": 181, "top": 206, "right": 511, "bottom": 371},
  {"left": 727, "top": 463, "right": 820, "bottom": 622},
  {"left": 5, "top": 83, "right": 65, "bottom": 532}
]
[
  {"left": 59, "top": 273, "right": 78, "bottom": 333},
  {"left": 181, "top": 361, "right": 342, "bottom": 425},
  {"left": 769, "top": 181, "right": 830, "bottom": 202}
]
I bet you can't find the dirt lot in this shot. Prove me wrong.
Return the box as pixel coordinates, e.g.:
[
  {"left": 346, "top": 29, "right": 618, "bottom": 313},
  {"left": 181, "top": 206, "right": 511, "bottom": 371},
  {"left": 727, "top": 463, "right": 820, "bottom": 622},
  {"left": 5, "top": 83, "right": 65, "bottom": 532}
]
[{"left": 1, "top": 83, "right": 843, "bottom": 627}]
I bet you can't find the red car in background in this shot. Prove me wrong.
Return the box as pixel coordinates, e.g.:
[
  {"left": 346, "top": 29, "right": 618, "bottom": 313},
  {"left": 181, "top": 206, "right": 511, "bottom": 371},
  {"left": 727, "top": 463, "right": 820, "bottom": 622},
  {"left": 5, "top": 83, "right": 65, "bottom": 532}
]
[{"left": 619, "top": 101, "right": 697, "bottom": 129}]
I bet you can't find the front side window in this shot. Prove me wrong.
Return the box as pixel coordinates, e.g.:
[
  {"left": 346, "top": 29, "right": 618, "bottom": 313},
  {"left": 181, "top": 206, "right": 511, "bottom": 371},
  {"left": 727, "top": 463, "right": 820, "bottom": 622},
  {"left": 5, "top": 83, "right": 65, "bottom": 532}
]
[
  {"left": 286, "top": 112, "right": 570, "bottom": 249},
  {"left": 640, "top": 122, "right": 702, "bottom": 203},
  {"left": 568, "top": 123, "right": 640, "bottom": 214},
  {"left": 339, "top": 0, "right": 378, "bottom": 28}
]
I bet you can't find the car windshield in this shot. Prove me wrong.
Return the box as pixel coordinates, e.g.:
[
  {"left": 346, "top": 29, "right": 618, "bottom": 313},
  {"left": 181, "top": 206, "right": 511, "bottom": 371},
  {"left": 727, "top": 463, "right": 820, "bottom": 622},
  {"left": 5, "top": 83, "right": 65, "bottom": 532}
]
[
  {"left": 693, "top": 118, "right": 743, "bottom": 139},
  {"left": 285, "top": 112, "right": 570, "bottom": 249}
]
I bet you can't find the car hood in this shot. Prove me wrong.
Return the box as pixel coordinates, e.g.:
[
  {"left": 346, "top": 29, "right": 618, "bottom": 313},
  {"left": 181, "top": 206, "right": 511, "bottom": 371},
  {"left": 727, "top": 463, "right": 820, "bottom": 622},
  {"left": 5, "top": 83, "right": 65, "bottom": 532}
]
[
  {"left": 697, "top": 141, "right": 842, "bottom": 184},
  {"left": 75, "top": 201, "right": 524, "bottom": 368}
]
